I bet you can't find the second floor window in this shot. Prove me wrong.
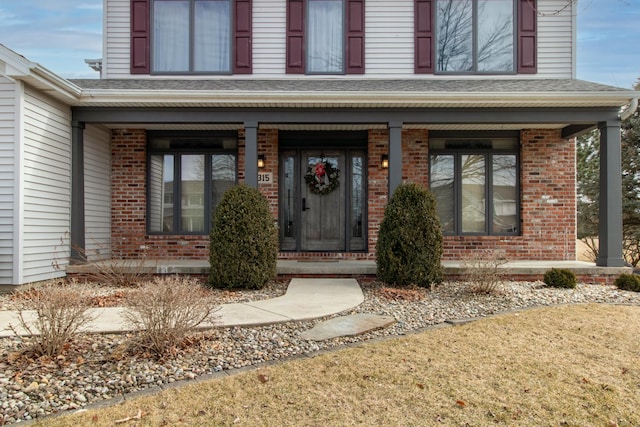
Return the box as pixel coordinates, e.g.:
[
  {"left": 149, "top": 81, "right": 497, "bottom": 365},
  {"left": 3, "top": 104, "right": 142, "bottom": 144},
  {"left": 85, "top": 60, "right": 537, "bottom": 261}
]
[
  {"left": 436, "top": 0, "right": 515, "bottom": 73},
  {"left": 153, "top": 0, "right": 231, "bottom": 73},
  {"left": 286, "top": 0, "right": 364, "bottom": 75},
  {"left": 308, "top": 0, "right": 344, "bottom": 73}
]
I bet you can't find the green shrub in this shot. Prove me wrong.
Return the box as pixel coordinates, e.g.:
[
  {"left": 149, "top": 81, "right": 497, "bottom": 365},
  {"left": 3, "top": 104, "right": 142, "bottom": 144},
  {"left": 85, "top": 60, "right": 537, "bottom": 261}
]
[
  {"left": 543, "top": 268, "right": 577, "bottom": 289},
  {"left": 376, "top": 183, "right": 443, "bottom": 287},
  {"left": 614, "top": 274, "right": 640, "bottom": 292},
  {"left": 209, "top": 185, "right": 278, "bottom": 289}
]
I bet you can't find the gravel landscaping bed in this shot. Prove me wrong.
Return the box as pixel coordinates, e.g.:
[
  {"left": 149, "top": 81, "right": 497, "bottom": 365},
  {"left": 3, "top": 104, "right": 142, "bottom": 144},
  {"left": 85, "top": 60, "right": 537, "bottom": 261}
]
[{"left": 1, "top": 280, "right": 640, "bottom": 424}]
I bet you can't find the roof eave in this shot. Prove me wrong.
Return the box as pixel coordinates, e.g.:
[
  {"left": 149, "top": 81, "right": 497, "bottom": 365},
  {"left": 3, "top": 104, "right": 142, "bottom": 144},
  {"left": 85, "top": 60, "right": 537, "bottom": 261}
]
[
  {"left": 0, "top": 44, "right": 81, "bottom": 103},
  {"left": 75, "top": 89, "right": 639, "bottom": 109}
]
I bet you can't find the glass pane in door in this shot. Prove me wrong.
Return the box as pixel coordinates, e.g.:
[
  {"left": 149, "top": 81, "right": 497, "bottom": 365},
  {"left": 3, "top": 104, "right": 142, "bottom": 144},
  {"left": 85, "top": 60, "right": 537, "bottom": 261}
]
[
  {"left": 350, "top": 152, "right": 366, "bottom": 251},
  {"left": 280, "top": 152, "right": 297, "bottom": 250}
]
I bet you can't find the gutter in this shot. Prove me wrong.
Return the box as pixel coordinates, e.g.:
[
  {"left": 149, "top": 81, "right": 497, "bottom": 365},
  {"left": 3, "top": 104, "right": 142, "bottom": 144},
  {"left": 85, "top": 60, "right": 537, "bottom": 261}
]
[
  {"left": 620, "top": 98, "right": 639, "bottom": 121},
  {"left": 29, "top": 65, "right": 82, "bottom": 101},
  {"left": 77, "top": 89, "right": 640, "bottom": 108}
]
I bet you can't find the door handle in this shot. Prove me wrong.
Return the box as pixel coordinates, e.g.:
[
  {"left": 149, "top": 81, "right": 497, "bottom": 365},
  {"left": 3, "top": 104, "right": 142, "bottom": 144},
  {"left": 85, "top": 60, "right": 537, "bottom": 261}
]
[{"left": 302, "top": 198, "right": 310, "bottom": 211}]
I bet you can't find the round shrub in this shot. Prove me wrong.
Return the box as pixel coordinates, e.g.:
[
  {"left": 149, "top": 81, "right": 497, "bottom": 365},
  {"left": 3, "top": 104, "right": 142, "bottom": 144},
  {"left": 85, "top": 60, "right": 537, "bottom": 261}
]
[
  {"left": 614, "top": 273, "right": 640, "bottom": 292},
  {"left": 543, "top": 268, "right": 577, "bottom": 289},
  {"left": 209, "top": 185, "right": 278, "bottom": 289},
  {"left": 376, "top": 182, "right": 443, "bottom": 287}
]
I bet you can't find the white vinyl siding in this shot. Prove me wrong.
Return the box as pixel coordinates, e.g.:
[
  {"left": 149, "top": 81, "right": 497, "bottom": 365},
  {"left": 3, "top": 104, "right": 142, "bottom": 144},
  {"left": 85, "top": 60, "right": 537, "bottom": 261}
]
[
  {"left": 252, "top": 0, "right": 287, "bottom": 75},
  {"left": 0, "top": 80, "right": 16, "bottom": 285},
  {"left": 537, "top": 0, "right": 574, "bottom": 78},
  {"left": 104, "top": 0, "right": 574, "bottom": 78},
  {"left": 21, "top": 85, "right": 71, "bottom": 283},
  {"left": 104, "top": 0, "right": 132, "bottom": 78},
  {"left": 365, "top": 0, "right": 414, "bottom": 75},
  {"left": 84, "top": 125, "right": 112, "bottom": 261}
]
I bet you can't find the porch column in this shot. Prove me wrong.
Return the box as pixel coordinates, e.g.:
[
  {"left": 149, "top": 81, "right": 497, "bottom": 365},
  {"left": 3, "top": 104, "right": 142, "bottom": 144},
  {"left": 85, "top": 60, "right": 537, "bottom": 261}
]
[
  {"left": 244, "top": 121, "right": 258, "bottom": 188},
  {"left": 596, "top": 121, "right": 625, "bottom": 267},
  {"left": 71, "top": 121, "right": 85, "bottom": 262},
  {"left": 388, "top": 121, "right": 403, "bottom": 197}
]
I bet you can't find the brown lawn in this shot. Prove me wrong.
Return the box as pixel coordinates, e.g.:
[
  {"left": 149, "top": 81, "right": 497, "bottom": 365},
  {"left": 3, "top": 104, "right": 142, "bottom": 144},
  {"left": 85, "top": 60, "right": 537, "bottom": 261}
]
[{"left": 37, "top": 304, "right": 640, "bottom": 427}]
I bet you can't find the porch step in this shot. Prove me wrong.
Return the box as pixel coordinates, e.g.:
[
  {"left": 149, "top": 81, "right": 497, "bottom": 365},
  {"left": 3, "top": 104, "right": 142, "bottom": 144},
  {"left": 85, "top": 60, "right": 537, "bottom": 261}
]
[{"left": 66, "top": 259, "right": 377, "bottom": 276}]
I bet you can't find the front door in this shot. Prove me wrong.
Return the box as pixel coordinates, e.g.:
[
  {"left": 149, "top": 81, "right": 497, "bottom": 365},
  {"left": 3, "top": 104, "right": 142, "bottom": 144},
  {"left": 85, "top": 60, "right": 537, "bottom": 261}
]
[
  {"left": 301, "top": 151, "right": 345, "bottom": 250},
  {"left": 280, "top": 148, "right": 366, "bottom": 252}
]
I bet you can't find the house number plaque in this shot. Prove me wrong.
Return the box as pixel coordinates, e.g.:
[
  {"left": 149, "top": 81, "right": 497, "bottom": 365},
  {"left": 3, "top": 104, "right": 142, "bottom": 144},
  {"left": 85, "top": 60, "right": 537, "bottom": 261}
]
[{"left": 258, "top": 173, "right": 272, "bottom": 183}]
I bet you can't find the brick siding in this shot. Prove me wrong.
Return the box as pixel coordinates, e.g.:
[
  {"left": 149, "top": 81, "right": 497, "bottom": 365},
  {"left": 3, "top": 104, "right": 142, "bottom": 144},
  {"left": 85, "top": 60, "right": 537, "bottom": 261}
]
[{"left": 110, "top": 127, "right": 576, "bottom": 262}]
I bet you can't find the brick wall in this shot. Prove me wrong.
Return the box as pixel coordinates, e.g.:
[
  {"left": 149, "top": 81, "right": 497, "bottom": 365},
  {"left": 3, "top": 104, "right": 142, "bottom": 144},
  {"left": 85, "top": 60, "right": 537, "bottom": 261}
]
[
  {"left": 111, "top": 129, "right": 149, "bottom": 258},
  {"left": 110, "top": 127, "right": 576, "bottom": 262},
  {"left": 258, "top": 129, "right": 279, "bottom": 219}
]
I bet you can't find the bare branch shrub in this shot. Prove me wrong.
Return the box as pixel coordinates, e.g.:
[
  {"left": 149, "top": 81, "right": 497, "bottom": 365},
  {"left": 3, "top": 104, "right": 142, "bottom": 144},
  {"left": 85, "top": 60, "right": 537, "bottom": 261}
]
[
  {"left": 72, "top": 244, "right": 155, "bottom": 287},
  {"left": 123, "top": 276, "right": 218, "bottom": 358},
  {"left": 11, "top": 279, "right": 95, "bottom": 357},
  {"left": 460, "top": 251, "right": 508, "bottom": 295},
  {"left": 87, "top": 257, "right": 155, "bottom": 288}
]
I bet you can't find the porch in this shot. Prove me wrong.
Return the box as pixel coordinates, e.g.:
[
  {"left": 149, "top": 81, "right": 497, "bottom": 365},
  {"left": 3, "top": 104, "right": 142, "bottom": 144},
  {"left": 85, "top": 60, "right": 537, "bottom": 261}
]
[{"left": 65, "top": 259, "right": 631, "bottom": 285}]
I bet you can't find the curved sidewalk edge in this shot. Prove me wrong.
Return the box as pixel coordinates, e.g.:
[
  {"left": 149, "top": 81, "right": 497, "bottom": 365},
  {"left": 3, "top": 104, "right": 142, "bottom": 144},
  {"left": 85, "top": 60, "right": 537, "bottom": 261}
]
[{"left": 0, "top": 278, "right": 364, "bottom": 337}]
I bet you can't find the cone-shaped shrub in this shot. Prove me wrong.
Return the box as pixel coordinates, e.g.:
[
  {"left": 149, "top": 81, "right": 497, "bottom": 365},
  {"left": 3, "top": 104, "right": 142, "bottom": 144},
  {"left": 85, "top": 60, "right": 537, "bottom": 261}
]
[
  {"left": 376, "top": 183, "right": 443, "bottom": 287},
  {"left": 209, "top": 185, "right": 278, "bottom": 289}
]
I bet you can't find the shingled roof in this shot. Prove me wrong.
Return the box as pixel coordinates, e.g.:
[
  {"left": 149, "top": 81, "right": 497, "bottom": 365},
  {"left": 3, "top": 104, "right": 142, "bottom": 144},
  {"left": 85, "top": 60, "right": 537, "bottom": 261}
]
[{"left": 70, "top": 78, "right": 627, "bottom": 93}]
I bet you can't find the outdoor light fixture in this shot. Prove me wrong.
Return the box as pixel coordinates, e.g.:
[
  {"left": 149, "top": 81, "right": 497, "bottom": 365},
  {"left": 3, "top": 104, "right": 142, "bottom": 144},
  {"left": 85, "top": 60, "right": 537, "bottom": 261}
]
[
  {"left": 381, "top": 155, "right": 389, "bottom": 169},
  {"left": 258, "top": 154, "right": 266, "bottom": 168}
]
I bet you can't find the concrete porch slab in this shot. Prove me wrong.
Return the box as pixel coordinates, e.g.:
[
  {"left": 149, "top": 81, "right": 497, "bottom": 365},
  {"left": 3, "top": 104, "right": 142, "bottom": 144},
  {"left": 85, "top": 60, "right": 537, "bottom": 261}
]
[{"left": 60, "top": 259, "right": 631, "bottom": 288}]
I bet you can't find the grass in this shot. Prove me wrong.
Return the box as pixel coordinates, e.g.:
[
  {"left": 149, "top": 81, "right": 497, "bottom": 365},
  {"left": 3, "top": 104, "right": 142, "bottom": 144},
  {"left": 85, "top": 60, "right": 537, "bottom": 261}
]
[{"left": 37, "top": 304, "right": 640, "bottom": 426}]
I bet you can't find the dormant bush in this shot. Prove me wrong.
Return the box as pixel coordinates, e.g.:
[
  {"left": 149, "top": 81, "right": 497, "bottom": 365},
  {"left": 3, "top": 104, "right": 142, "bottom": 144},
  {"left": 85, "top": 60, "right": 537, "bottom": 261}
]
[
  {"left": 461, "top": 251, "right": 508, "bottom": 295},
  {"left": 123, "top": 276, "right": 217, "bottom": 358},
  {"left": 13, "top": 279, "right": 94, "bottom": 357}
]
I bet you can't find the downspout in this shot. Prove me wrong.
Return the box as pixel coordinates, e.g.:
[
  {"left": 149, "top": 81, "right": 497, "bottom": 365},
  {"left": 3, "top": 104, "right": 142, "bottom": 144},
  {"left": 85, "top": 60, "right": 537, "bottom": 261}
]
[{"left": 620, "top": 98, "right": 639, "bottom": 121}]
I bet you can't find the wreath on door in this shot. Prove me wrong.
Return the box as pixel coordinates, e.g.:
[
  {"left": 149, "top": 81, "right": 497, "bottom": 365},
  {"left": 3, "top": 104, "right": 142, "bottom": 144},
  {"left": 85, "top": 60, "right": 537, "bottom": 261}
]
[{"left": 304, "top": 160, "right": 340, "bottom": 195}]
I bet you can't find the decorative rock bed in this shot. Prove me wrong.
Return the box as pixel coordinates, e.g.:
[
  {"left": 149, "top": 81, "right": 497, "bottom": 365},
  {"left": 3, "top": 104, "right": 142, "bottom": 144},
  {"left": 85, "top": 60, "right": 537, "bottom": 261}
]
[{"left": 1, "top": 280, "right": 639, "bottom": 424}]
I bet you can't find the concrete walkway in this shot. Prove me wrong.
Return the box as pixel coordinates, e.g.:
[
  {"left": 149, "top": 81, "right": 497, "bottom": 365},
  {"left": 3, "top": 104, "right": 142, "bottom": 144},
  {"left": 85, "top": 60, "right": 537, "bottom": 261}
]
[{"left": 0, "top": 278, "right": 364, "bottom": 338}]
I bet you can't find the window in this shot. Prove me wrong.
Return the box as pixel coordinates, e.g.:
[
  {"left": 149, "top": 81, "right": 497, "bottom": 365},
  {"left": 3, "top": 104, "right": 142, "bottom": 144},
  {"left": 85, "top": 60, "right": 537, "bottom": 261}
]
[
  {"left": 429, "top": 135, "right": 519, "bottom": 235},
  {"left": 148, "top": 132, "right": 237, "bottom": 234},
  {"left": 286, "top": 0, "right": 364, "bottom": 74},
  {"left": 436, "top": 0, "right": 514, "bottom": 73},
  {"left": 308, "top": 0, "right": 344, "bottom": 73},
  {"left": 152, "top": 0, "right": 231, "bottom": 73}
]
